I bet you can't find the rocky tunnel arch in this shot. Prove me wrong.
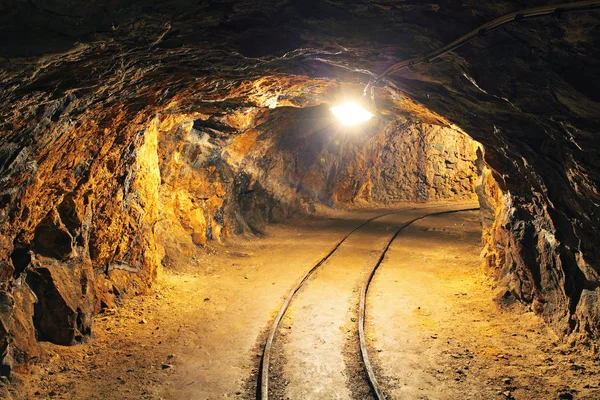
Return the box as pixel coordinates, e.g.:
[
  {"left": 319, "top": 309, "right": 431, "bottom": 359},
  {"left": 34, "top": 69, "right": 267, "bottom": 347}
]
[
  {"left": 0, "top": 73, "right": 585, "bottom": 376},
  {"left": 0, "top": 0, "right": 598, "bottom": 379}
]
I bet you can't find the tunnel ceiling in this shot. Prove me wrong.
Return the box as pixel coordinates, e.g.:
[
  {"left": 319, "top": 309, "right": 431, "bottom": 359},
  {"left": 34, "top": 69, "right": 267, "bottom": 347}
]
[{"left": 1, "top": 0, "right": 600, "bottom": 374}]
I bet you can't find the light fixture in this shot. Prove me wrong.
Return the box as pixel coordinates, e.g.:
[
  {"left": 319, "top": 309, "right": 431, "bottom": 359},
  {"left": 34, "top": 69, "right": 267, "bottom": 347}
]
[
  {"left": 331, "top": 101, "right": 373, "bottom": 126},
  {"left": 330, "top": 2, "right": 600, "bottom": 128}
]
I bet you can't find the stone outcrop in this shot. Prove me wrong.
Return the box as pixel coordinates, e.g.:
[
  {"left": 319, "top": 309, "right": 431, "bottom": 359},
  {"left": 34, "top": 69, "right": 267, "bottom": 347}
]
[{"left": 0, "top": 0, "right": 599, "bottom": 376}]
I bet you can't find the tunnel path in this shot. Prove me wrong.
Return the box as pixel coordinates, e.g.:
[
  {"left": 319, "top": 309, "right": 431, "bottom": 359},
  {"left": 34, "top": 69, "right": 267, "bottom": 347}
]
[
  {"left": 268, "top": 205, "right": 477, "bottom": 399},
  {"left": 276, "top": 212, "right": 398, "bottom": 400},
  {"left": 13, "top": 206, "right": 600, "bottom": 400},
  {"left": 367, "top": 211, "right": 486, "bottom": 399},
  {"left": 365, "top": 211, "right": 571, "bottom": 400}
]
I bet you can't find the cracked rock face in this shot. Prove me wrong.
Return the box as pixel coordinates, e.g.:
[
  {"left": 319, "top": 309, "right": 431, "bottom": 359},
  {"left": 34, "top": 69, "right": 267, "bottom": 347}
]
[{"left": 0, "top": 0, "right": 599, "bottom": 374}]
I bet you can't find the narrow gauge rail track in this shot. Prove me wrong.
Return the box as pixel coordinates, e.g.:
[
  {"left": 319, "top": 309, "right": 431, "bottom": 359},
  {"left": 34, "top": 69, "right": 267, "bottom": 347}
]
[{"left": 258, "top": 205, "right": 479, "bottom": 400}]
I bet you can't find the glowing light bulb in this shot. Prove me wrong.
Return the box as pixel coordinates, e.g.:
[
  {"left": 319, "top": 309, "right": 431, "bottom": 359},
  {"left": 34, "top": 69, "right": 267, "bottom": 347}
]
[{"left": 331, "top": 102, "right": 373, "bottom": 126}]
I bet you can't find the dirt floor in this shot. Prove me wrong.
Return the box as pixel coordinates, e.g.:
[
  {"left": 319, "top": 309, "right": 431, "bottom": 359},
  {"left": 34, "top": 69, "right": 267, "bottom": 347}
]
[
  {"left": 368, "top": 211, "right": 600, "bottom": 400},
  {"left": 2, "top": 205, "right": 600, "bottom": 399}
]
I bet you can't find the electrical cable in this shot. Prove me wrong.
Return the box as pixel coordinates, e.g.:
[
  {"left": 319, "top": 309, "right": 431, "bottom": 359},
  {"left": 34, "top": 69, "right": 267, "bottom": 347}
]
[{"left": 364, "top": 0, "right": 600, "bottom": 94}]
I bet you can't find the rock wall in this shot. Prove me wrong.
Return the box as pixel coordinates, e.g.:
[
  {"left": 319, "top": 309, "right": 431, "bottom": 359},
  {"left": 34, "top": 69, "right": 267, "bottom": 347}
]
[
  {"left": 0, "top": 101, "right": 164, "bottom": 374},
  {"left": 154, "top": 113, "right": 289, "bottom": 270},
  {"left": 476, "top": 152, "right": 600, "bottom": 339},
  {"left": 224, "top": 105, "right": 479, "bottom": 211}
]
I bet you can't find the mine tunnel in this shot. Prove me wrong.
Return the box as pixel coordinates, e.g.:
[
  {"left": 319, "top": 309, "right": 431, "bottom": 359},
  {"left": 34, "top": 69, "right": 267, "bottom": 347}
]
[{"left": 1, "top": 1, "right": 600, "bottom": 399}]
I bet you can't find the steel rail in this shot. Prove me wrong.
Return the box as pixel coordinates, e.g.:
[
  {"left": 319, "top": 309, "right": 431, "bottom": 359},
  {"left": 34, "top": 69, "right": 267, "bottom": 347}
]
[
  {"left": 358, "top": 207, "right": 480, "bottom": 399},
  {"left": 258, "top": 207, "right": 416, "bottom": 399},
  {"left": 258, "top": 203, "right": 476, "bottom": 399},
  {"left": 365, "top": 0, "right": 600, "bottom": 93}
]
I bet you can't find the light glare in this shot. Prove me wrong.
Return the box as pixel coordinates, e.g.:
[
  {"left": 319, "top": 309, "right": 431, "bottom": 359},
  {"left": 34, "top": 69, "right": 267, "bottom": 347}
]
[{"left": 331, "top": 102, "right": 373, "bottom": 126}]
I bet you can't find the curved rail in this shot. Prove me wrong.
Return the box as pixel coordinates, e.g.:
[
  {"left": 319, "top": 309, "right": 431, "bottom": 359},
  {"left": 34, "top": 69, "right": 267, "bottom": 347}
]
[
  {"left": 258, "top": 204, "right": 477, "bottom": 399},
  {"left": 258, "top": 207, "right": 419, "bottom": 399},
  {"left": 358, "top": 207, "right": 480, "bottom": 399},
  {"left": 364, "top": 0, "right": 600, "bottom": 93}
]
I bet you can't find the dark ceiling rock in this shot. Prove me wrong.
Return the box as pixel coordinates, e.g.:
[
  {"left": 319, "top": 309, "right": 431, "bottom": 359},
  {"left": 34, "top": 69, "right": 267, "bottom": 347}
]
[{"left": 0, "top": 0, "right": 599, "bottom": 375}]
